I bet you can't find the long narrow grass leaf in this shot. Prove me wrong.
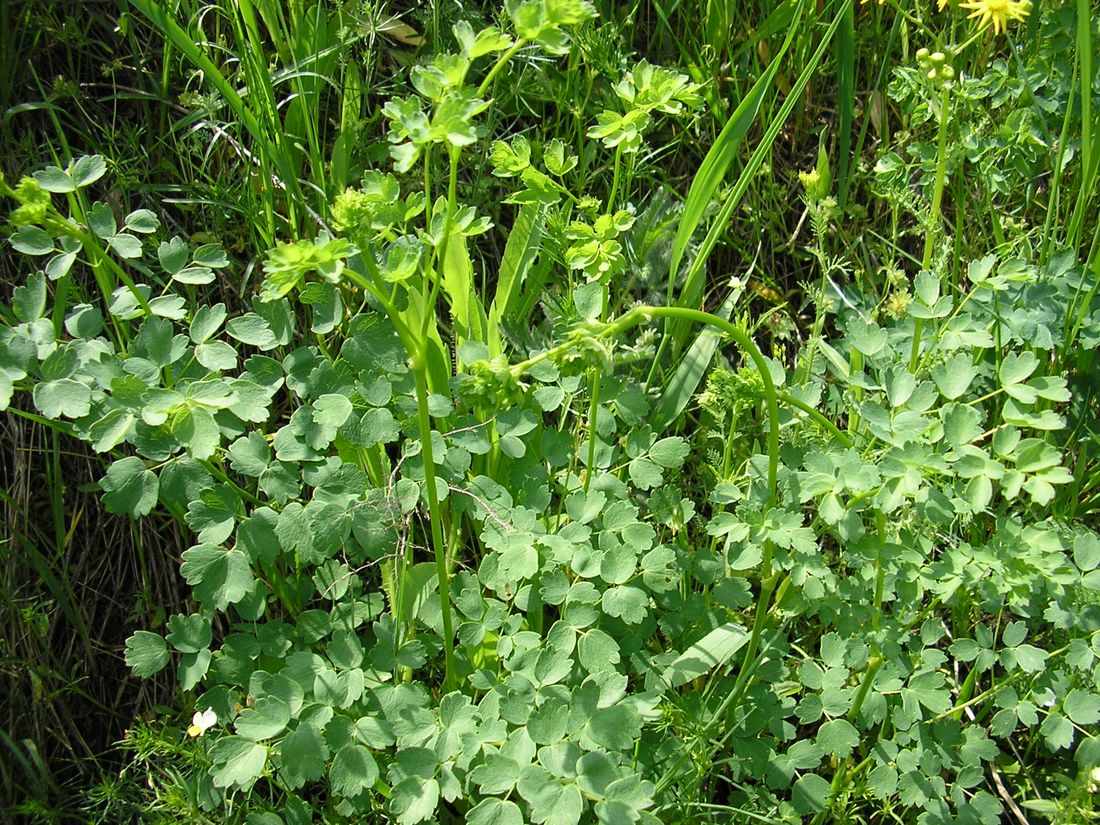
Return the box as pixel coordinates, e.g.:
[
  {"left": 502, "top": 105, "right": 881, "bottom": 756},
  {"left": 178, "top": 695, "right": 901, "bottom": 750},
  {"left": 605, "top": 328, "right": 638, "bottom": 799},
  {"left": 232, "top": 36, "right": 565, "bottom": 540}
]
[
  {"left": 836, "top": 0, "right": 855, "bottom": 209},
  {"left": 127, "top": 0, "right": 304, "bottom": 210},
  {"left": 669, "top": 0, "right": 850, "bottom": 355},
  {"left": 668, "top": 0, "right": 802, "bottom": 288}
]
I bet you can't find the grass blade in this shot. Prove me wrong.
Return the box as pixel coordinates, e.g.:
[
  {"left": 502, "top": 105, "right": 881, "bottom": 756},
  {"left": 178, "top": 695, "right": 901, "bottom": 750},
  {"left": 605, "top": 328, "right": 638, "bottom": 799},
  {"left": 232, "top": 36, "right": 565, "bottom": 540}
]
[
  {"left": 488, "top": 203, "right": 546, "bottom": 357},
  {"left": 127, "top": 0, "right": 305, "bottom": 220},
  {"left": 668, "top": 0, "right": 851, "bottom": 357},
  {"left": 668, "top": 0, "right": 802, "bottom": 291},
  {"left": 1068, "top": 0, "right": 1098, "bottom": 253},
  {"left": 836, "top": 0, "right": 855, "bottom": 209}
]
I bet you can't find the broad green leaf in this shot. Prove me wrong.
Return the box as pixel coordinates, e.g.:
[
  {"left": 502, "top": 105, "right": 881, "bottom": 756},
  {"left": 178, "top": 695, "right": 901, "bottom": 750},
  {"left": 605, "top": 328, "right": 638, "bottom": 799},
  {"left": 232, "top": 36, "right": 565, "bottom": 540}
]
[
  {"left": 466, "top": 798, "right": 523, "bottom": 825},
  {"left": 312, "top": 394, "right": 353, "bottom": 445},
  {"left": 195, "top": 340, "right": 237, "bottom": 371},
  {"left": 64, "top": 303, "right": 103, "bottom": 338},
  {"left": 527, "top": 698, "right": 570, "bottom": 744},
  {"left": 1074, "top": 532, "right": 1100, "bottom": 571},
  {"left": 100, "top": 457, "right": 159, "bottom": 517},
  {"left": 792, "top": 773, "right": 831, "bottom": 814},
  {"left": 235, "top": 695, "right": 291, "bottom": 741},
  {"left": 277, "top": 722, "right": 328, "bottom": 788},
  {"left": 628, "top": 457, "right": 663, "bottom": 489},
  {"left": 46, "top": 248, "right": 78, "bottom": 279},
  {"left": 1064, "top": 690, "right": 1100, "bottom": 726},
  {"left": 228, "top": 432, "right": 272, "bottom": 477},
  {"left": 193, "top": 243, "right": 229, "bottom": 268},
  {"left": 331, "top": 744, "right": 379, "bottom": 797},
  {"left": 13, "top": 272, "right": 47, "bottom": 322},
  {"left": 71, "top": 155, "right": 107, "bottom": 187},
  {"left": 902, "top": 671, "right": 951, "bottom": 715},
  {"left": 10, "top": 226, "right": 54, "bottom": 255},
  {"left": 173, "top": 266, "right": 216, "bottom": 285},
  {"left": 227, "top": 314, "right": 279, "bottom": 349},
  {"left": 578, "top": 628, "right": 620, "bottom": 674},
  {"left": 124, "top": 631, "right": 169, "bottom": 676},
  {"left": 149, "top": 294, "right": 187, "bottom": 319},
  {"left": 88, "top": 201, "right": 117, "bottom": 238},
  {"left": 33, "top": 165, "right": 77, "bottom": 193},
  {"left": 300, "top": 282, "right": 342, "bottom": 334},
  {"left": 600, "top": 585, "right": 648, "bottom": 623},
  {"left": 816, "top": 718, "right": 859, "bottom": 758},
  {"left": 173, "top": 405, "right": 220, "bottom": 460},
  {"left": 125, "top": 208, "right": 159, "bottom": 233},
  {"left": 390, "top": 776, "right": 440, "bottom": 825},
  {"left": 999, "top": 351, "right": 1039, "bottom": 386},
  {"left": 158, "top": 236, "right": 189, "bottom": 275},
  {"left": 1005, "top": 644, "right": 1049, "bottom": 673},
  {"left": 529, "top": 782, "right": 582, "bottom": 825},
  {"left": 586, "top": 704, "right": 642, "bottom": 751},
  {"left": 108, "top": 233, "right": 143, "bottom": 259},
  {"left": 599, "top": 542, "right": 635, "bottom": 585},
  {"left": 932, "top": 353, "right": 977, "bottom": 400},
  {"left": 1041, "top": 712, "right": 1074, "bottom": 751},
  {"left": 848, "top": 319, "right": 888, "bottom": 356},
  {"left": 180, "top": 544, "right": 254, "bottom": 609},
  {"left": 648, "top": 436, "right": 689, "bottom": 469},
  {"left": 576, "top": 751, "right": 616, "bottom": 798},
  {"left": 166, "top": 613, "right": 212, "bottom": 653},
  {"left": 565, "top": 489, "right": 605, "bottom": 525},
  {"left": 661, "top": 622, "right": 748, "bottom": 688},
  {"left": 186, "top": 486, "right": 240, "bottom": 544},
  {"left": 209, "top": 736, "right": 268, "bottom": 789},
  {"left": 178, "top": 648, "right": 212, "bottom": 691},
  {"left": 190, "top": 303, "right": 227, "bottom": 344},
  {"left": 942, "top": 403, "right": 983, "bottom": 448},
  {"left": 33, "top": 378, "right": 91, "bottom": 419},
  {"left": 470, "top": 755, "right": 522, "bottom": 794}
]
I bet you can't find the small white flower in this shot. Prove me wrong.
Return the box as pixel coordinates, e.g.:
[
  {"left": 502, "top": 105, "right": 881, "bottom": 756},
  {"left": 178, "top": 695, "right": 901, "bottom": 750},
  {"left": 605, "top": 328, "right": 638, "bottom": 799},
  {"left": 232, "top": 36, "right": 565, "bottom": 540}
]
[{"left": 187, "top": 708, "right": 217, "bottom": 738}]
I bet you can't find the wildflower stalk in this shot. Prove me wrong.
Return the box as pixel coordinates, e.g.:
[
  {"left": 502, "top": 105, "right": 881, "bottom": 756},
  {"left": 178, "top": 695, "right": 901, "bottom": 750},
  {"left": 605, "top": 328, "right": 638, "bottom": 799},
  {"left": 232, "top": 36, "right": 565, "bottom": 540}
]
[{"left": 910, "top": 81, "right": 953, "bottom": 372}]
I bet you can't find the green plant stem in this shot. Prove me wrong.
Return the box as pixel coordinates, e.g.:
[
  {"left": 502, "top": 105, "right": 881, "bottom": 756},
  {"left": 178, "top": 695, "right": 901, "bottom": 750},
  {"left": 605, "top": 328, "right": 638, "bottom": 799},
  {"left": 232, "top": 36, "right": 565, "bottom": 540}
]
[
  {"left": 513, "top": 305, "right": 781, "bottom": 498},
  {"left": 411, "top": 360, "right": 456, "bottom": 693},
  {"left": 848, "top": 349, "right": 864, "bottom": 433},
  {"left": 607, "top": 144, "right": 624, "bottom": 211},
  {"left": 910, "top": 82, "right": 952, "bottom": 372},
  {"left": 582, "top": 369, "right": 603, "bottom": 493},
  {"left": 778, "top": 392, "right": 853, "bottom": 446},
  {"left": 478, "top": 40, "right": 527, "bottom": 98}
]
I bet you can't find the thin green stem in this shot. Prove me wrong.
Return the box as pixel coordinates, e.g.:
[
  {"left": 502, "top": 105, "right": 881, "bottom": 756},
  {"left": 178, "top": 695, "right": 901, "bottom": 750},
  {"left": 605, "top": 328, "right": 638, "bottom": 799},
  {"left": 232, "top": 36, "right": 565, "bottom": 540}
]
[
  {"left": 607, "top": 145, "right": 624, "bottom": 211},
  {"left": 582, "top": 369, "right": 603, "bottom": 493},
  {"left": 412, "top": 361, "right": 457, "bottom": 693},
  {"left": 478, "top": 40, "right": 528, "bottom": 99},
  {"left": 910, "top": 82, "right": 952, "bottom": 372}
]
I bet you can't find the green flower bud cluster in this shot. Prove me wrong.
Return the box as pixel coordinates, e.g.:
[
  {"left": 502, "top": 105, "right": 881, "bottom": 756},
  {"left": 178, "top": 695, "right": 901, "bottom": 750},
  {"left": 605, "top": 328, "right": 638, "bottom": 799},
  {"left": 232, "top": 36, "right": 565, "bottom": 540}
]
[{"left": 916, "top": 47, "right": 955, "bottom": 86}]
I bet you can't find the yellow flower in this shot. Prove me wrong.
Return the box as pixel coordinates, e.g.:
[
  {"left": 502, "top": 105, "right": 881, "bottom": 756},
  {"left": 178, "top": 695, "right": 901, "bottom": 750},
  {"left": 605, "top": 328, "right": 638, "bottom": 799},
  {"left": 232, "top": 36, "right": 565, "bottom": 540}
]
[
  {"left": 187, "top": 708, "right": 217, "bottom": 738},
  {"left": 959, "top": 0, "right": 1031, "bottom": 35}
]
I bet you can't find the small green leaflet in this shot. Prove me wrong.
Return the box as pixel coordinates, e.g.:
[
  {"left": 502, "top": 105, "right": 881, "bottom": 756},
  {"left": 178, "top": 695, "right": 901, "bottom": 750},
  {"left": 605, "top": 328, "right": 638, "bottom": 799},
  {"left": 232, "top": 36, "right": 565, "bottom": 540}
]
[
  {"left": 210, "top": 736, "right": 268, "bottom": 789},
  {"left": 100, "top": 457, "right": 159, "bottom": 518},
  {"left": 124, "top": 631, "right": 169, "bottom": 677}
]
